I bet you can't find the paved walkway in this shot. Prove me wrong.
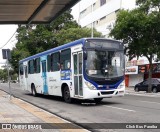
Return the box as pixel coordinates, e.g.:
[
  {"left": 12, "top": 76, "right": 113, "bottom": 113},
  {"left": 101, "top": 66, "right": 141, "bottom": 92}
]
[
  {"left": 0, "top": 90, "right": 86, "bottom": 131},
  {"left": 125, "top": 87, "right": 160, "bottom": 97}
]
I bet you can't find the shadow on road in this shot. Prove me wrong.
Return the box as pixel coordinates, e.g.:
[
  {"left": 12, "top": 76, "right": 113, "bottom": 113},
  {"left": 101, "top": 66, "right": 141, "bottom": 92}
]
[{"left": 24, "top": 93, "right": 121, "bottom": 106}]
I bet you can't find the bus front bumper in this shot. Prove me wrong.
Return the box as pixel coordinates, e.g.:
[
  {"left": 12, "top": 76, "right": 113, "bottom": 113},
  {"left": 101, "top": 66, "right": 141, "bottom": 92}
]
[{"left": 83, "top": 87, "right": 125, "bottom": 99}]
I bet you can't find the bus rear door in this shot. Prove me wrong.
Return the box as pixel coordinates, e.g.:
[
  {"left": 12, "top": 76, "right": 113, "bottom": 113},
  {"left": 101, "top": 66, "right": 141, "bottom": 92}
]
[{"left": 41, "top": 58, "right": 48, "bottom": 95}]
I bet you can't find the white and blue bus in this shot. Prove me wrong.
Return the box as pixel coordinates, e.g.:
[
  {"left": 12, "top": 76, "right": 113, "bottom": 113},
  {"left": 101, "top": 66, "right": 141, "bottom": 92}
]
[{"left": 19, "top": 38, "right": 125, "bottom": 103}]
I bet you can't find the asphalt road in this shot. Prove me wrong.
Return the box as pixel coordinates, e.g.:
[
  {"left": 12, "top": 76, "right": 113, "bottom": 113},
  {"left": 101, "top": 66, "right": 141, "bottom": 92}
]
[{"left": 1, "top": 83, "right": 160, "bottom": 132}]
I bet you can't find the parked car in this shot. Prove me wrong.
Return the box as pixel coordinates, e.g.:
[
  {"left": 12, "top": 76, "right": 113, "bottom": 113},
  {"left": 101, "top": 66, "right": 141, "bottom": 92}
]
[{"left": 134, "top": 78, "right": 160, "bottom": 93}]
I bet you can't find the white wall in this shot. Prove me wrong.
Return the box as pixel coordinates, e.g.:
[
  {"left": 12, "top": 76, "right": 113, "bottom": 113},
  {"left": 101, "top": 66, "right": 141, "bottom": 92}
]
[
  {"left": 79, "top": 0, "right": 121, "bottom": 27},
  {"left": 121, "top": 0, "right": 136, "bottom": 10},
  {"left": 79, "top": 0, "right": 97, "bottom": 12},
  {"left": 71, "top": 0, "right": 136, "bottom": 38},
  {"left": 129, "top": 74, "right": 143, "bottom": 86}
]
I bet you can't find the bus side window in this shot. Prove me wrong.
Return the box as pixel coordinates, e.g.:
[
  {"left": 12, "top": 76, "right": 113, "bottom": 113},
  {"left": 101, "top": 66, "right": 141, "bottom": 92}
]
[
  {"left": 60, "top": 49, "right": 71, "bottom": 70},
  {"left": 51, "top": 52, "right": 60, "bottom": 72},
  {"left": 34, "top": 58, "right": 40, "bottom": 73},
  {"left": 25, "top": 66, "right": 28, "bottom": 78},
  {"left": 28, "top": 60, "right": 34, "bottom": 74},
  {"left": 28, "top": 61, "right": 30, "bottom": 74},
  {"left": 19, "top": 63, "right": 24, "bottom": 75},
  {"left": 47, "top": 55, "right": 51, "bottom": 72}
]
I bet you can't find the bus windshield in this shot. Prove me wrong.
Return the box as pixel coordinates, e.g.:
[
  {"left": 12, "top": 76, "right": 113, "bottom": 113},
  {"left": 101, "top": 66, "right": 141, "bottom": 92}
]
[{"left": 85, "top": 50, "right": 124, "bottom": 79}]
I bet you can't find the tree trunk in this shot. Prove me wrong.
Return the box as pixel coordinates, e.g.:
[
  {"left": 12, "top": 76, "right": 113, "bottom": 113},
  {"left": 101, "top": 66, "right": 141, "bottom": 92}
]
[{"left": 148, "top": 56, "right": 153, "bottom": 93}]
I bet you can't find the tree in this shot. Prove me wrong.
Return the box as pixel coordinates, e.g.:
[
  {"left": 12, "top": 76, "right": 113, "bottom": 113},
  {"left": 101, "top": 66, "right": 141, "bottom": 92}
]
[
  {"left": 10, "top": 9, "right": 102, "bottom": 73},
  {"left": 110, "top": 0, "right": 160, "bottom": 92},
  {"left": 55, "top": 27, "right": 102, "bottom": 45},
  {"left": 0, "top": 69, "right": 7, "bottom": 81}
]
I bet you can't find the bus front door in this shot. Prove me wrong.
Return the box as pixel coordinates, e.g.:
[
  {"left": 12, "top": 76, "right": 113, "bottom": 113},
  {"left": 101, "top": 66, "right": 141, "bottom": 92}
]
[
  {"left": 41, "top": 60, "right": 48, "bottom": 94},
  {"left": 73, "top": 52, "right": 83, "bottom": 97}
]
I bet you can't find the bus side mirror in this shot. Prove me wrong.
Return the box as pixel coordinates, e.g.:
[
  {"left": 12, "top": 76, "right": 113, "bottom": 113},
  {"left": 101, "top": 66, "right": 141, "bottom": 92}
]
[{"left": 84, "top": 52, "right": 87, "bottom": 60}]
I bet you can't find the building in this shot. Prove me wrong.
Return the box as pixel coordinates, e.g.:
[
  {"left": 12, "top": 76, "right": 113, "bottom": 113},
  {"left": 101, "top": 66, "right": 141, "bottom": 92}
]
[
  {"left": 72, "top": 0, "right": 136, "bottom": 38},
  {"left": 72, "top": 0, "right": 160, "bottom": 87}
]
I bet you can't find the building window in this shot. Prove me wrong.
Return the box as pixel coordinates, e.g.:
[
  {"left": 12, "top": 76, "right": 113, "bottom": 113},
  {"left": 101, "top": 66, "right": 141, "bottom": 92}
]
[
  {"left": 80, "top": 9, "right": 87, "bottom": 18},
  {"left": 100, "top": 0, "right": 106, "bottom": 6},
  {"left": 100, "top": 16, "right": 106, "bottom": 21},
  {"left": 93, "top": 3, "right": 96, "bottom": 11},
  {"left": 80, "top": 9, "right": 86, "bottom": 15}
]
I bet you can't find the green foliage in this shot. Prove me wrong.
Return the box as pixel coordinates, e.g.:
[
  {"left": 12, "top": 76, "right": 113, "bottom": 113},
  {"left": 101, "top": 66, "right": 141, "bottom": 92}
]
[
  {"left": 110, "top": 9, "right": 160, "bottom": 60},
  {"left": 0, "top": 68, "right": 17, "bottom": 82},
  {"left": 10, "top": 9, "right": 102, "bottom": 73},
  {"left": 110, "top": 0, "right": 160, "bottom": 92},
  {"left": 0, "top": 69, "right": 7, "bottom": 81},
  {"left": 55, "top": 27, "right": 102, "bottom": 45}
]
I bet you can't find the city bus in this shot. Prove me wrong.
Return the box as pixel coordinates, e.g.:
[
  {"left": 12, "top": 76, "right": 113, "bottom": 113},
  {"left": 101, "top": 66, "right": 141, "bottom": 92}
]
[{"left": 19, "top": 38, "right": 125, "bottom": 103}]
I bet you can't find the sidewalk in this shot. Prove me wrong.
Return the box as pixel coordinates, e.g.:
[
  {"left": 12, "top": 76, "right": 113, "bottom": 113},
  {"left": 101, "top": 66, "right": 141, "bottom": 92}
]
[
  {"left": 0, "top": 90, "right": 86, "bottom": 131},
  {"left": 125, "top": 87, "right": 160, "bottom": 97}
]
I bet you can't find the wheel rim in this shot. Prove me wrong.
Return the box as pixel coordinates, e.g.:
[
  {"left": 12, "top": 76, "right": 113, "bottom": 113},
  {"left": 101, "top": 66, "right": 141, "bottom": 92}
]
[
  {"left": 153, "top": 88, "right": 157, "bottom": 93},
  {"left": 135, "top": 87, "right": 138, "bottom": 92}
]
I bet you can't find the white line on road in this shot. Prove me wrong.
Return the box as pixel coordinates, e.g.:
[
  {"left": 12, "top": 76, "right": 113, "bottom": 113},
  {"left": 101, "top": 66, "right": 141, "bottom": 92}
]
[
  {"left": 103, "top": 105, "right": 136, "bottom": 112},
  {"left": 140, "top": 100, "right": 160, "bottom": 105}
]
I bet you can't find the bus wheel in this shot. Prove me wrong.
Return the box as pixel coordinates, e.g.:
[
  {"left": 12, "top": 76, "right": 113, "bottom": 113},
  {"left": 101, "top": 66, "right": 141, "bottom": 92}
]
[
  {"left": 94, "top": 98, "right": 103, "bottom": 103},
  {"left": 63, "top": 86, "right": 72, "bottom": 103},
  {"left": 31, "top": 84, "right": 37, "bottom": 97}
]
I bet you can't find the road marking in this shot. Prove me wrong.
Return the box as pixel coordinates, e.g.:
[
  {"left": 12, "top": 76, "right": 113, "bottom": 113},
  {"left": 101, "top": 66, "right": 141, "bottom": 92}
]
[
  {"left": 140, "top": 100, "right": 160, "bottom": 105},
  {"left": 103, "top": 105, "right": 136, "bottom": 112}
]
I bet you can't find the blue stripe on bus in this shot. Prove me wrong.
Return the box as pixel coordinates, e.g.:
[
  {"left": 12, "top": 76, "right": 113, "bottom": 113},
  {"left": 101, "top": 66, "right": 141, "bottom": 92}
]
[
  {"left": 19, "top": 38, "right": 121, "bottom": 63},
  {"left": 84, "top": 74, "right": 124, "bottom": 90},
  {"left": 19, "top": 38, "right": 86, "bottom": 63}
]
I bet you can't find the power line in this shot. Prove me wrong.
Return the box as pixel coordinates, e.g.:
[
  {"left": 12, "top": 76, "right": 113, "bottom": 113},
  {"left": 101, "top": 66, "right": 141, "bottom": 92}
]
[{"left": 0, "top": 30, "right": 17, "bottom": 49}]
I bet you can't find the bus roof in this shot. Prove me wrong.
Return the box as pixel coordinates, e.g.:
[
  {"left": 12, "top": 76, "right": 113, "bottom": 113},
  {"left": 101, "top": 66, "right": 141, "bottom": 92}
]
[
  {"left": 19, "top": 38, "right": 85, "bottom": 63},
  {"left": 19, "top": 38, "right": 120, "bottom": 63}
]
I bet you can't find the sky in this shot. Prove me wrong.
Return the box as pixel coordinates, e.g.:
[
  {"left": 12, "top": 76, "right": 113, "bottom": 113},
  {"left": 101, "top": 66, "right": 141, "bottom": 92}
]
[
  {"left": 0, "top": 0, "right": 136, "bottom": 67},
  {"left": 0, "top": 25, "right": 18, "bottom": 65}
]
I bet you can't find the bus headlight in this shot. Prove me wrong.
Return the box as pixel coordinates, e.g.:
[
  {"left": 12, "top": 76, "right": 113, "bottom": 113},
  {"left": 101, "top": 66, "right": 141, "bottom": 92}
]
[
  {"left": 117, "top": 81, "right": 125, "bottom": 89},
  {"left": 85, "top": 81, "right": 96, "bottom": 90}
]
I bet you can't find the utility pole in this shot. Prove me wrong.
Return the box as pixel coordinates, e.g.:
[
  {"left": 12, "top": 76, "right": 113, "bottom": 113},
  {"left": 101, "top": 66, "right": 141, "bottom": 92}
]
[
  {"left": 120, "top": 0, "right": 122, "bottom": 9},
  {"left": 78, "top": 1, "right": 80, "bottom": 25},
  {"left": 2, "top": 49, "right": 11, "bottom": 100}
]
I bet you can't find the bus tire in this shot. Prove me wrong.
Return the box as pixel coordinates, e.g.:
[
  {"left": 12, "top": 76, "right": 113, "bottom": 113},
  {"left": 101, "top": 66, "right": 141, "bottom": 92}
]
[
  {"left": 94, "top": 98, "right": 103, "bottom": 103},
  {"left": 63, "top": 86, "right": 72, "bottom": 103},
  {"left": 31, "top": 84, "right": 37, "bottom": 97}
]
